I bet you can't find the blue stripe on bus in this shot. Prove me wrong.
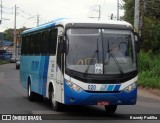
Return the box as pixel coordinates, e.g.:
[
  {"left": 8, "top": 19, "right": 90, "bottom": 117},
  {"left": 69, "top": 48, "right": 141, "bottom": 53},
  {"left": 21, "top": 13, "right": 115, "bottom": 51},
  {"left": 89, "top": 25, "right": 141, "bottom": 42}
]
[
  {"left": 42, "top": 56, "right": 50, "bottom": 96},
  {"left": 38, "top": 56, "right": 45, "bottom": 94},
  {"left": 114, "top": 85, "right": 121, "bottom": 91},
  {"left": 107, "top": 85, "right": 114, "bottom": 91}
]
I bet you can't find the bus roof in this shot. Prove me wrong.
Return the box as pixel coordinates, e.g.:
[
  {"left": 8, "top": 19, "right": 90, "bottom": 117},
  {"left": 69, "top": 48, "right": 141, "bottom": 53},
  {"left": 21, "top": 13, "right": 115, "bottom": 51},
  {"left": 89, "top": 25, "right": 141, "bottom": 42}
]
[{"left": 22, "top": 18, "right": 133, "bottom": 35}]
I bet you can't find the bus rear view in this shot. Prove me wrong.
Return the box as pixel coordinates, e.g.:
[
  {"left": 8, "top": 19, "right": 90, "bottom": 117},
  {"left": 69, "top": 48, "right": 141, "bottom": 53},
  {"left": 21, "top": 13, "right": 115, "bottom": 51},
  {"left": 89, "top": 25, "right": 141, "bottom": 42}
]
[{"left": 20, "top": 18, "right": 139, "bottom": 113}]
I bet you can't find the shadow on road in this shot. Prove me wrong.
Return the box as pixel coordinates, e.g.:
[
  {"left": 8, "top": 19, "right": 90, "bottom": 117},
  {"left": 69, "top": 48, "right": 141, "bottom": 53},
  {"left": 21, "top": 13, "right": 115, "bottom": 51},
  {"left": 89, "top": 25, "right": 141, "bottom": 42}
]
[{"left": 26, "top": 96, "right": 129, "bottom": 120}]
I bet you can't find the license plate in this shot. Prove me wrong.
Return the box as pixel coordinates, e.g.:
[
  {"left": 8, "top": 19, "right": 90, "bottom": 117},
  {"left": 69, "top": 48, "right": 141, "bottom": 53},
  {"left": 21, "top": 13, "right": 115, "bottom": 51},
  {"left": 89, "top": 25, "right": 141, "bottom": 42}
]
[{"left": 97, "top": 101, "right": 110, "bottom": 106}]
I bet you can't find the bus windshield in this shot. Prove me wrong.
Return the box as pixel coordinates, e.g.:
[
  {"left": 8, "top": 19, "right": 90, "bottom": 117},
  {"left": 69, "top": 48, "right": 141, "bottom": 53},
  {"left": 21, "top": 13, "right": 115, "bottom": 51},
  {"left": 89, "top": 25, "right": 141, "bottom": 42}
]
[{"left": 66, "top": 28, "right": 136, "bottom": 75}]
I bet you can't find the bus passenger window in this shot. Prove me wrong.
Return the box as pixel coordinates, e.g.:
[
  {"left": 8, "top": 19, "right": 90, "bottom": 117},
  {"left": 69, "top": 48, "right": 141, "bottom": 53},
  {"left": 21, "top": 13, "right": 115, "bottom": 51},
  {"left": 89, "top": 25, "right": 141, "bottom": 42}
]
[
  {"left": 50, "top": 29, "right": 58, "bottom": 55},
  {"left": 37, "top": 33, "right": 41, "bottom": 55},
  {"left": 21, "top": 36, "right": 26, "bottom": 55},
  {"left": 30, "top": 34, "right": 35, "bottom": 55},
  {"left": 35, "top": 33, "right": 38, "bottom": 55},
  {"left": 41, "top": 32, "right": 45, "bottom": 55},
  {"left": 44, "top": 31, "right": 49, "bottom": 55},
  {"left": 25, "top": 36, "right": 30, "bottom": 55}
]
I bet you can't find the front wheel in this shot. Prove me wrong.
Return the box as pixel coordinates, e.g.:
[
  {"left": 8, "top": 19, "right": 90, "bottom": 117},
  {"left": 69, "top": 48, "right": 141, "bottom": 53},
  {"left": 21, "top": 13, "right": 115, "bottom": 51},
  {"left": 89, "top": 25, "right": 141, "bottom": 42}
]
[
  {"left": 105, "top": 105, "right": 117, "bottom": 114},
  {"left": 50, "top": 88, "right": 61, "bottom": 111}
]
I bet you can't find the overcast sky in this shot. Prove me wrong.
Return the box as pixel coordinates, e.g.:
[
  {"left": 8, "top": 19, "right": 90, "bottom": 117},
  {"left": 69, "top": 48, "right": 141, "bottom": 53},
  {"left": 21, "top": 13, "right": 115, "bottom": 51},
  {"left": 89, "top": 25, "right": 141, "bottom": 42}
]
[{"left": 0, "top": 0, "right": 124, "bottom": 32}]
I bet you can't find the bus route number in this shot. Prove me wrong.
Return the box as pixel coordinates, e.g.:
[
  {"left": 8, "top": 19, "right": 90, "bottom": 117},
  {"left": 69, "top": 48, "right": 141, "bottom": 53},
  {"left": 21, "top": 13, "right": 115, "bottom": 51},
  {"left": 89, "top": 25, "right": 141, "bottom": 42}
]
[{"left": 88, "top": 85, "right": 96, "bottom": 91}]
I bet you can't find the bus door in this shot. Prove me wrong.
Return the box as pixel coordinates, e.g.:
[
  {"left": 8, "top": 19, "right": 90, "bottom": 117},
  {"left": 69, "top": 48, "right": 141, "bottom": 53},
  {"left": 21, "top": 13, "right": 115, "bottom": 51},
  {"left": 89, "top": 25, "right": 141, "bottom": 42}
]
[{"left": 55, "top": 27, "right": 64, "bottom": 103}]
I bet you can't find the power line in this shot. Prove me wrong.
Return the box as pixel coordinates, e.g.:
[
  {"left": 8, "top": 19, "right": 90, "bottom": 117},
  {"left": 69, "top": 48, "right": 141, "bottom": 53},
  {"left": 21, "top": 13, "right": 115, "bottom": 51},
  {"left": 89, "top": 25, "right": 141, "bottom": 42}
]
[{"left": 18, "top": 8, "right": 34, "bottom": 17}]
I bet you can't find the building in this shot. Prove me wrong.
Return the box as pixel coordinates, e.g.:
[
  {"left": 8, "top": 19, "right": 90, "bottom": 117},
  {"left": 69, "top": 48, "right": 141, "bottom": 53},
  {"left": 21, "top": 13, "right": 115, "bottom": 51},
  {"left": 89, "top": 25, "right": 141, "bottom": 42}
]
[{"left": 0, "top": 28, "right": 29, "bottom": 55}]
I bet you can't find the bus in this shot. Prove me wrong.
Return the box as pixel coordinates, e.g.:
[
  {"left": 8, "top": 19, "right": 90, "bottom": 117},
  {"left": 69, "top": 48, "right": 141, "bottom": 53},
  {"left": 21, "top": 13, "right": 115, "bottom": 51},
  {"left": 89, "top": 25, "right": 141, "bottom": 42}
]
[{"left": 20, "top": 18, "right": 139, "bottom": 113}]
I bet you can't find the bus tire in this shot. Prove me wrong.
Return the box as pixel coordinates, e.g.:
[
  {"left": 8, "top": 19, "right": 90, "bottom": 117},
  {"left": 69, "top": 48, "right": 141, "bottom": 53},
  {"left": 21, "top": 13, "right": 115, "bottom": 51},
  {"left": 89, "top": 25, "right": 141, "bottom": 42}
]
[
  {"left": 28, "top": 82, "right": 35, "bottom": 101},
  {"left": 50, "top": 88, "right": 61, "bottom": 111},
  {"left": 105, "top": 105, "right": 117, "bottom": 114}
]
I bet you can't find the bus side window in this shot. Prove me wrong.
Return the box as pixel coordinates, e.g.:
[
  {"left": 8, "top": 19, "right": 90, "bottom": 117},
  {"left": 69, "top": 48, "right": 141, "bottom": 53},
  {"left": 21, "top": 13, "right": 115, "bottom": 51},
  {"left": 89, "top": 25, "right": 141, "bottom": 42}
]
[
  {"left": 33, "top": 34, "right": 36, "bottom": 55},
  {"left": 44, "top": 30, "right": 49, "bottom": 55},
  {"left": 35, "top": 33, "right": 38, "bottom": 55},
  {"left": 21, "top": 36, "right": 25, "bottom": 55},
  {"left": 41, "top": 32, "right": 45, "bottom": 55},
  {"left": 50, "top": 29, "right": 58, "bottom": 55},
  {"left": 37, "top": 33, "right": 41, "bottom": 55},
  {"left": 25, "top": 36, "right": 30, "bottom": 55},
  {"left": 30, "top": 34, "right": 35, "bottom": 55}
]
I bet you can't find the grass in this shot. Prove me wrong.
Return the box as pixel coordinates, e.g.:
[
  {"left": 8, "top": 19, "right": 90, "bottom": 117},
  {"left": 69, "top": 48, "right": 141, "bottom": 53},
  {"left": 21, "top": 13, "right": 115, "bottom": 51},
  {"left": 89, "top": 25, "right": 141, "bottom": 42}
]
[
  {"left": 138, "top": 51, "right": 160, "bottom": 89},
  {"left": 0, "top": 60, "right": 9, "bottom": 65}
]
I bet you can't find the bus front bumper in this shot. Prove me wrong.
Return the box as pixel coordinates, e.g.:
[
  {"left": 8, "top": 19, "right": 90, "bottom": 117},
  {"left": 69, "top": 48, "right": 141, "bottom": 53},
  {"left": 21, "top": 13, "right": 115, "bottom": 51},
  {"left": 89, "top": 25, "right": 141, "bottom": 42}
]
[{"left": 64, "top": 82, "right": 137, "bottom": 105}]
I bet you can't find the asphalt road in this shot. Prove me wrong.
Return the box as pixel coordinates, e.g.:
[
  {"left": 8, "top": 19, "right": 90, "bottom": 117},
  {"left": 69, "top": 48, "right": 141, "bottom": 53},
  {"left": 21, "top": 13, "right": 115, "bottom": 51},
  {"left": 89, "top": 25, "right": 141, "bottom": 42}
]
[{"left": 0, "top": 64, "right": 160, "bottom": 122}]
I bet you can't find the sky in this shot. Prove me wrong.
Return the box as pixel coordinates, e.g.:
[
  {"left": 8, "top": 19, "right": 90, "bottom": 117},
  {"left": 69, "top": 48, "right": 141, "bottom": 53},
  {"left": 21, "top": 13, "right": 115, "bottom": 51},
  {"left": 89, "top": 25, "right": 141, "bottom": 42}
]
[{"left": 0, "top": 0, "right": 124, "bottom": 32}]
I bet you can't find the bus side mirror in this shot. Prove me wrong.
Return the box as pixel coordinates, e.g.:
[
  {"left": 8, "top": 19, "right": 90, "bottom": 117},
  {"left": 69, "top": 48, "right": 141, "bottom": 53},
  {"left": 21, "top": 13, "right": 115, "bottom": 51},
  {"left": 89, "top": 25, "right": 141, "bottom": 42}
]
[
  {"left": 134, "top": 32, "right": 140, "bottom": 53},
  {"left": 59, "top": 36, "right": 67, "bottom": 53}
]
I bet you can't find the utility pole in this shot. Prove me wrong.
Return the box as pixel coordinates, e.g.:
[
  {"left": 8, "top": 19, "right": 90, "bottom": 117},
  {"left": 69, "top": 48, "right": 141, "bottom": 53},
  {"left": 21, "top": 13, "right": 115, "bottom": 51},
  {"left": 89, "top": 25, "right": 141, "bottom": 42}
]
[
  {"left": 37, "top": 13, "right": 39, "bottom": 26},
  {"left": 13, "top": 5, "right": 17, "bottom": 57},
  {"left": 98, "top": 5, "right": 101, "bottom": 20},
  {"left": 0, "top": 0, "right": 2, "bottom": 24},
  {"left": 134, "top": 0, "right": 140, "bottom": 33},
  {"left": 139, "top": 0, "right": 145, "bottom": 37},
  {"left": 117, "top": 0, "right": 119, "bottom": 20}
]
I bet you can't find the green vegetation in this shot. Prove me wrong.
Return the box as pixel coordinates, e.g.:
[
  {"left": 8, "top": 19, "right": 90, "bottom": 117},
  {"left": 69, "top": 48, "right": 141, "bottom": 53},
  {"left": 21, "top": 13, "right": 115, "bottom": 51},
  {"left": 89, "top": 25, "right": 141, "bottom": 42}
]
[
  {"left": 123, "top": 0, "right": 160, "bottom": 89},
  {"left": 3, "top": 26, "right": 27, "bottom": 42},
  {"left": 123, "top": 0, "right": 160, "bottom": 53},
  {"left": 138, "top": 51, "right": 160, "bottom": 89},
  {"left": 0, "top": 60, "right": 9, "bottom": 65}
]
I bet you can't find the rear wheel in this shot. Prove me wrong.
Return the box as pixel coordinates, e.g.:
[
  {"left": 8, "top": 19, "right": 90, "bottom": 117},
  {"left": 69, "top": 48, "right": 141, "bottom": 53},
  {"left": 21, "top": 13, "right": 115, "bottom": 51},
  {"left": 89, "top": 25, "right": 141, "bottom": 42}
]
[
  {"left": 105, "top": 105, "right": 117, "bottom": 114},
  {"left": 28, "top": 82, "right": 36, "bottom": 101}
]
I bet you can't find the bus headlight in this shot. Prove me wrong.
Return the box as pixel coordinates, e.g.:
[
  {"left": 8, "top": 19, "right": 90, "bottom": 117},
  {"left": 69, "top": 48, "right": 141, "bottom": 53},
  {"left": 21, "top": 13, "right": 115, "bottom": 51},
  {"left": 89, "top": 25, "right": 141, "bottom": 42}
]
[
  {"left": 65, "top": 80, "right": 82, "bottom": 92},
  {"left": 124, "top": 82, "right": 137, "bottom": 93}
]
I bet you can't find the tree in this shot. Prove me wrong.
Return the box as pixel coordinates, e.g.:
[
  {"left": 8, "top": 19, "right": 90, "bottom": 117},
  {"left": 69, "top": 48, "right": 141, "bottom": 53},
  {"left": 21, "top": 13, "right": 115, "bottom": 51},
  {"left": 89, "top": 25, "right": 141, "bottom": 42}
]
[
  {"left": 3, "top": 26, "right": 27, "bottom": 42},
  {"left": 145, "top": 0, "right": 160, "bottom": 20},
  {"left": 4, "top": 28, "right": 13, "bottom": 42},
  {"left": 143, "top": 0, "right": 160, "bottom": 53},
  {"left": 122, "top": 0, "right": 134, "bottom": 25},
  {"left": 123, "top": 0, "right": 160, "bottom": 53}
]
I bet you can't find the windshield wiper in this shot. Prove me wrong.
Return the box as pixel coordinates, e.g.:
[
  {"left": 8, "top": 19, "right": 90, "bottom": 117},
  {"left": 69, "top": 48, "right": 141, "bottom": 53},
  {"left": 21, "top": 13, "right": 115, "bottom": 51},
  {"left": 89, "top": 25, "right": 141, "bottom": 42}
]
[
  {"left": 109, "top": 52, "right": 124, "bottom": 75},
  {"left": 106, "top": 40, "right": 124, "bottom": 75},
  {"left": 84, "top": 40, "right": 99, "bottom": 76},
  {"left": 84, "top": 50, "right": 99, "bottom": 76}
]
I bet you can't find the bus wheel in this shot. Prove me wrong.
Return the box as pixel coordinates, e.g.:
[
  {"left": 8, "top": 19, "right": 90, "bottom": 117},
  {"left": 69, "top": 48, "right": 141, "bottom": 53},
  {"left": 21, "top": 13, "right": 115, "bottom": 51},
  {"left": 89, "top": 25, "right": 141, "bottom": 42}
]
[
  {"left": 28, "top": 83, "right": 35, "bottom": 101},
  {"left": 51, "top": 90, "right": 61, "bottom": 111},
  {"left": 105, "top": 105, "right": 117, "bottom": 114}
]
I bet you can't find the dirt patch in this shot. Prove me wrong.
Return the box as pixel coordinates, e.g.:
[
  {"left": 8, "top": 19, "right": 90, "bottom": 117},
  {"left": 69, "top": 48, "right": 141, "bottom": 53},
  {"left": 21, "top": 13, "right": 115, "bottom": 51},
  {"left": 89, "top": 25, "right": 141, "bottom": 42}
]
[{"left": 138, "top": 86, "right": 160, "bottom": 97}]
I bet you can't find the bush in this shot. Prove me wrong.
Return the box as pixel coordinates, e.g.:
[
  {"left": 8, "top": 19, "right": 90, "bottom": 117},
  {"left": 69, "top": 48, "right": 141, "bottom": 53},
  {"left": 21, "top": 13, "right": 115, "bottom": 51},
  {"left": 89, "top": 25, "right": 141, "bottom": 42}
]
[
  {"left": 0, "top": 60, "right": 9, "bottom": 65},
  {"left": 138, "top": 51, "right": 160, "bottom": 89}
]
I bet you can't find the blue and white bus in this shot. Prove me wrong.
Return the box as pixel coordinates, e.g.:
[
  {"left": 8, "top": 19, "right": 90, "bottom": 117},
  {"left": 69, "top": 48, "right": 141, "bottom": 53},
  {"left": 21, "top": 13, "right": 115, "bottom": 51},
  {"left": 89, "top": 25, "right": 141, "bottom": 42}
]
[{"left": 20, "top": 18, "right": 139, "bottom": 113}]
